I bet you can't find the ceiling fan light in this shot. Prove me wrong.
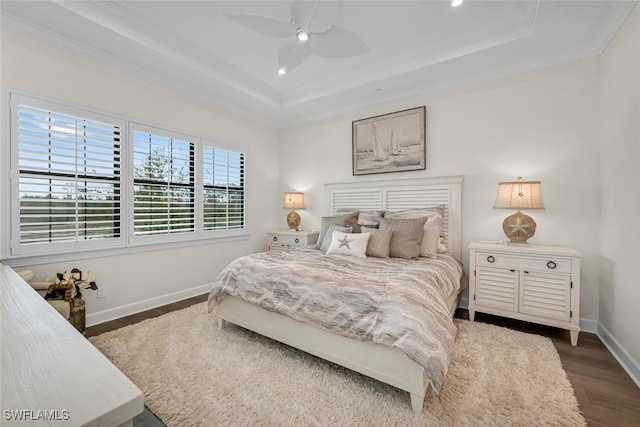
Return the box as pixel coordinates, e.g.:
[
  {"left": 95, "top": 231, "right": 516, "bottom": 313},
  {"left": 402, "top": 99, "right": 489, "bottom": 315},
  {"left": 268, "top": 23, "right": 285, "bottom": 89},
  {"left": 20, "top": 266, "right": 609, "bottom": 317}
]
[
  {"left": 296, "top": 30, "right": 310, "bottom": 41},
  {"left": 451, "top": 0, "right": 464, "bottom": 7}
]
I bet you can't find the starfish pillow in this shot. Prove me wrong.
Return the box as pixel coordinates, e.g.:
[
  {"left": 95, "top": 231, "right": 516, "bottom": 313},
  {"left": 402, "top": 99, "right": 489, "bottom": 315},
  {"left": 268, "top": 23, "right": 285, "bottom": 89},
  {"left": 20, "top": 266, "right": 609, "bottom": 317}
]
[{"left": 325, "top": 231, "right": 371, "bottom": 259}]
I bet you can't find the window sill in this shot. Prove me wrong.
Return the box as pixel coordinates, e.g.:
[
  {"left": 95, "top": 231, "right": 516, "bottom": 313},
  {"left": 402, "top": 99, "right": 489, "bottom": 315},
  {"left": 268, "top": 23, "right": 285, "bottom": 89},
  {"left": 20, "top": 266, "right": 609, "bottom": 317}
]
[{"left": 0, "top": 232, "right": 251, "bottom": 268}]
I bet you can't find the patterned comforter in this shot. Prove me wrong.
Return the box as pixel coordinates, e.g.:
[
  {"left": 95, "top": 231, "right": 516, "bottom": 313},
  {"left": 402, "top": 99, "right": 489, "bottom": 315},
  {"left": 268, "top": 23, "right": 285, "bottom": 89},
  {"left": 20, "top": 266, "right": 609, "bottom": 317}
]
[{"left": 207, "top": 248, "right": 463, "bottom": 392}]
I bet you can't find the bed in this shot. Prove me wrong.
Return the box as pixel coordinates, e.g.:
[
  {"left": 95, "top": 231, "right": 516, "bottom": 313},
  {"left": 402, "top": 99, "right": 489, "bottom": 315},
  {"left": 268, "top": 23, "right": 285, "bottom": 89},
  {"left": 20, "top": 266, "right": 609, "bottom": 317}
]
[{"left": 208, "top": 176, "right": 464, "bottom": 414}]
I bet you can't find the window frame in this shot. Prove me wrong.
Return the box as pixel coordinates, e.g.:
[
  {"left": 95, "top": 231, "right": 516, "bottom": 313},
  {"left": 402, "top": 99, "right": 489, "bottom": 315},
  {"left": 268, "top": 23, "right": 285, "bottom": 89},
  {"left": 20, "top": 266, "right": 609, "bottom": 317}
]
[{"left": 2, "top": 90, "right": 249, "bottom": 264}]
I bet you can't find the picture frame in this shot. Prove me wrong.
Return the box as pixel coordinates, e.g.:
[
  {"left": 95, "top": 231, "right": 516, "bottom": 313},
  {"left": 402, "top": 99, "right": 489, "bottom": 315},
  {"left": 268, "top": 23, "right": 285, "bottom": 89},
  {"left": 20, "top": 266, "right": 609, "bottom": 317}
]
[{"left": 352, "top": 106, "right": 426, "bottom": 176}]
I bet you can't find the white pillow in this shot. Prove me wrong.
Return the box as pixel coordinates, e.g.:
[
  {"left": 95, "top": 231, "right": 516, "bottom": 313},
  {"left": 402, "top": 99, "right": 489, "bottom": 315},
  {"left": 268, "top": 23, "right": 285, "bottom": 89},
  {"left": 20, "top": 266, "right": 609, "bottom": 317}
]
[
  {"left": 325, "top": 231, "right": 371, "bottom": 259},
  {"left": 320, "top": 224, "right": 352, "bottom": 253}
]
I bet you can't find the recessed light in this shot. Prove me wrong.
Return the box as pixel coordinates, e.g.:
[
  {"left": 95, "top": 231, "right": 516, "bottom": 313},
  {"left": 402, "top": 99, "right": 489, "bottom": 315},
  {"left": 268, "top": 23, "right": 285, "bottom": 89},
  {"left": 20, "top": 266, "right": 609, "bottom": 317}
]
[
  {"left": 451, "top": 0, "right": 464, "bottom": 7},
  {"left": 296, "top": 30, "right": 310, "bottom": 42},
  {"left": 278, "top": 67, "right": 287, "bottom": 76}
]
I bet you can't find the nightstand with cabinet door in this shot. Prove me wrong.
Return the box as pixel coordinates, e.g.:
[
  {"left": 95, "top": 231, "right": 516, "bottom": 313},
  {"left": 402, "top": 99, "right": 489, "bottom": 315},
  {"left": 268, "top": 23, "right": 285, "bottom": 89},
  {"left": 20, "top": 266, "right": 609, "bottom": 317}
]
[
  {"left": 468, "top": 241, "right": 582, "bottom": 346},
  {"left": 267, "top": 230, "right": 319, "bottom": 251}
]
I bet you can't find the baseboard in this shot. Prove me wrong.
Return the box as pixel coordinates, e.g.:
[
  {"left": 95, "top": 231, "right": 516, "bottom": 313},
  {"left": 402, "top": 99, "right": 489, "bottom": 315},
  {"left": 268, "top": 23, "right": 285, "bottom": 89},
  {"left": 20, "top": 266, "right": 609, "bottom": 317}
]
[
  {"left": 597, "top": 323, "right": 640, "bottom": 389},
  {"left": 86, "top": 283, "right": 211, "bottom": 327},
  {"left": 459, "top": 296, "right": 469, "bottom": 309},
  {"left": 579, "top": 317, "right": 598, "bottom": 334}
]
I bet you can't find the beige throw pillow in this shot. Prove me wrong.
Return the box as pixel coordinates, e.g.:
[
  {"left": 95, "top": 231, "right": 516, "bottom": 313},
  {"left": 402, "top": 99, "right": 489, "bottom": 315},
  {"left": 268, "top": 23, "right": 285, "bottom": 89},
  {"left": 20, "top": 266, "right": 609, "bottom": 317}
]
[
  {"left": 379, "top": 217, "right": 427, "bottom": 259},
  {"left": 384, "top": 206, "right": 445, "bottom": 258},
  {"left": 361, "top": 226, "right": 393, "bottom": 258}
]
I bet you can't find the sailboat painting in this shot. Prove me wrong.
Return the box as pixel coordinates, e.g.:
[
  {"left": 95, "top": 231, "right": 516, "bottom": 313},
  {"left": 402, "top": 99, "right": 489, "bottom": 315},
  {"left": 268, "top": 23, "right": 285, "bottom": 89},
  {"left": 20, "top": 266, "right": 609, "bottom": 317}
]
[{"left": 352, "top": 106, "right": 426, "bottom": 175}]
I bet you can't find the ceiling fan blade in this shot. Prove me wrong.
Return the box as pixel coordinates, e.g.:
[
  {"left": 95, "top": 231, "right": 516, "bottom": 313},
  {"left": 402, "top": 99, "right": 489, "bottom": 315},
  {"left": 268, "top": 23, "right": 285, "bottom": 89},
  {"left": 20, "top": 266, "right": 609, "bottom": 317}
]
[
  {"left": 278, "top": 40, "right": 312, "bottom": 73},
  {"left": 290, "top": 0, "right": 339, "bottom": 34},
  {"left": 225, "top": 14, "right": 295, "bottom": 38},
  {"left": 310, "top": 25, "right": 369, "bottom": 58}
]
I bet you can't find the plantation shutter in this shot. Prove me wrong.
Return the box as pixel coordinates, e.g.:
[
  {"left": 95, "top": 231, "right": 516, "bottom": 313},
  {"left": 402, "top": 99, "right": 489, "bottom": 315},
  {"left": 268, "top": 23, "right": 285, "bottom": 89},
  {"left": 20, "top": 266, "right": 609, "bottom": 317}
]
[
  {"left": 132, "top": 129, "right": 195, "bottom": 236},
  {"left": 16, "top": 104, "right": 122, "bottom": 246},
  {"left": 203, "top": 145, "right": 245, "bottom": 230}
]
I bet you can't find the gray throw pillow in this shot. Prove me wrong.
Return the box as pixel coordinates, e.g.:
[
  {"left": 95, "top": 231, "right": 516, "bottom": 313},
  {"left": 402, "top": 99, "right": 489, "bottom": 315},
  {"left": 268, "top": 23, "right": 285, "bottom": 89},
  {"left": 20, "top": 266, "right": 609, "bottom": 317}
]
[
  {"left": 316, "top": 212, "right": 360, "bottom": 248},
  {"left": 379, "top": 217, "right": 427, "bottom": 259},
  {"left": 320, "top": 225, "right": 353, "bottom": 252},
  {"left": 361, "top": 226, "right": 393, "bottom": 258},
  {"left": 334, "top": 209, "right": 362, "bottom": 233}
]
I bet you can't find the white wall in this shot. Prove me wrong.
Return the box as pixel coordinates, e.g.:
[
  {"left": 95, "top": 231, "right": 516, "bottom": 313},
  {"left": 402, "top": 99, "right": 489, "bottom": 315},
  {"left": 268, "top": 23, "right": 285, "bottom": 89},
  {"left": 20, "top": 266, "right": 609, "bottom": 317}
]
[
  {"left": 599, "top": 5, "right": 640, "bottom": 375},
  {"left": 280, "top": 57, "right": 602, "bottom": 322},
  {"left": 1, "top": 29, "right": 281, "bottom": 321}
]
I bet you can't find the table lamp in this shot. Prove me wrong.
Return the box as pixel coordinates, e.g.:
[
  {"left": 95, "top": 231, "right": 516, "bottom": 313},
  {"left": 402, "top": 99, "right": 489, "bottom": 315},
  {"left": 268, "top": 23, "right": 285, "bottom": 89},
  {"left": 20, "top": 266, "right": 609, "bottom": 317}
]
[
  {"left": 283, "top": 191, "right": 305, "bottom": 231},
  {"left": 493, "top": 177, "right": 544, "bottom": 245}
]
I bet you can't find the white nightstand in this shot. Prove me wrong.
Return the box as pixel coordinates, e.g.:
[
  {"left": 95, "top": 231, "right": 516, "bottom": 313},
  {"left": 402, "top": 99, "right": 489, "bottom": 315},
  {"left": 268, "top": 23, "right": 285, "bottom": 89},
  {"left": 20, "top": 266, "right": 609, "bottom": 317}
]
[
  {"left": 468, "top": 241, "right": 582, "bottom": 346},
  {"left": 267, "top": 230, "right": 319, "bottom": 251}
]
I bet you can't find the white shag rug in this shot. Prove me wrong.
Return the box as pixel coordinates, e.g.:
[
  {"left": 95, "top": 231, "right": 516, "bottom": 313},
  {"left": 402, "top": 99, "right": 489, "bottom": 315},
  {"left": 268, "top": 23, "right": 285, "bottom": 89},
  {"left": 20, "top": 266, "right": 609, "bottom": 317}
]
[{"left": 90, "top": 302, "right": 586, "bottom": 426}]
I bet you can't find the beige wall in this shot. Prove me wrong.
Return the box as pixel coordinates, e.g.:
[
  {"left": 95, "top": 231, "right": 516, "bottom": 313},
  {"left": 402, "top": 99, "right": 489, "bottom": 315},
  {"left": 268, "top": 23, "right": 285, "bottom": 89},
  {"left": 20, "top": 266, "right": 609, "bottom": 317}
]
[
  {"left": 1, "top": 29, "right": 281, "bottom": 320},
  {"left": 599, "top": 5, "right": 640, "bottom": 372},
  {"left": 280, "top": 57, "right": 602, "bottom": 322}
]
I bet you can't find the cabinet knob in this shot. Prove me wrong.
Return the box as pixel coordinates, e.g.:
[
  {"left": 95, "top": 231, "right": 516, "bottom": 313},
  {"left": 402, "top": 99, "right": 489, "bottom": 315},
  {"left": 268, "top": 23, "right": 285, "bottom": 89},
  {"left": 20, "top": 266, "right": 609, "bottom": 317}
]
[
  {"left": 547, "top": 261, "right": 557, "bottom": 269},
  {"left": 295, "top": 238, "right": 300, "bottom": 244},
  {"left": 487, "top": 255, "right": 495, "bottom": 263},
  {"left": 273, "top": 236, "right": 277, "bottom": 242}
]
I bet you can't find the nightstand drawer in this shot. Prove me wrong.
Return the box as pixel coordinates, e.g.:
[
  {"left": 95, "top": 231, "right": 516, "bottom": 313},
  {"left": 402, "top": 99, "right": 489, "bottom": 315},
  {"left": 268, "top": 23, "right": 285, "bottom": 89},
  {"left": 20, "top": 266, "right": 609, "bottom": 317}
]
[
  {"left": 475, "top": 252, "right": 572, "bottom": 274},
  {"left": 269, "top": 233, "right": 305, "bottom": 246},
  {"left": 267, "top": 230, "right": 319, "bottom": 251}
]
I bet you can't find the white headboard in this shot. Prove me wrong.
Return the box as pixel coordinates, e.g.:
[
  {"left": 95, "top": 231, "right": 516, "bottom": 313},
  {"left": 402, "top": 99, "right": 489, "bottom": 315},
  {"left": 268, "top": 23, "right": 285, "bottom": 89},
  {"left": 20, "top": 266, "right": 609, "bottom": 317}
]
[{"left": 325, "top": 176, "right": 463, "bottom": 262}]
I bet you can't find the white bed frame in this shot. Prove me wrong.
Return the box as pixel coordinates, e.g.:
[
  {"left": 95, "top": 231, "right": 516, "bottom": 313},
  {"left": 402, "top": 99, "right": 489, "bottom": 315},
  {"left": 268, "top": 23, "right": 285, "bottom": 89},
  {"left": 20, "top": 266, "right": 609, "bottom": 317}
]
[{"left": 216, "top": 176, "right": 463, "bottom": 414}]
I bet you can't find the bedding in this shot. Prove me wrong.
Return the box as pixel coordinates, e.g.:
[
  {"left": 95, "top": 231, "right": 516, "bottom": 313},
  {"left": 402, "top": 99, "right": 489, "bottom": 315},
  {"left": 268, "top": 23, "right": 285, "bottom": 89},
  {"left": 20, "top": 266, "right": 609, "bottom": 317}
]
[{"left": 207, "top": 247, "right": 463, "bottom": 393}]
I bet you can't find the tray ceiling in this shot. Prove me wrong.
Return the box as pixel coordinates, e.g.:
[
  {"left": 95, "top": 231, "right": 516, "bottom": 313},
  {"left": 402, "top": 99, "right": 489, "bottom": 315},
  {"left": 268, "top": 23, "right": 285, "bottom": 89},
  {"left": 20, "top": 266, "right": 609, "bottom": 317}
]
[{"left": 1, "top": 1, "right": 636, "bottom": 127}]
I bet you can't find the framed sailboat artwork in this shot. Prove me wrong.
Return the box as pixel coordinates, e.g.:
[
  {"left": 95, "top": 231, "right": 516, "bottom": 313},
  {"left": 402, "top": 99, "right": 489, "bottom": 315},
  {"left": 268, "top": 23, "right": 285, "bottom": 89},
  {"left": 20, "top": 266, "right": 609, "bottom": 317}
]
[{"left": 352, "top": 106, "right": 426, "bottom": 176}]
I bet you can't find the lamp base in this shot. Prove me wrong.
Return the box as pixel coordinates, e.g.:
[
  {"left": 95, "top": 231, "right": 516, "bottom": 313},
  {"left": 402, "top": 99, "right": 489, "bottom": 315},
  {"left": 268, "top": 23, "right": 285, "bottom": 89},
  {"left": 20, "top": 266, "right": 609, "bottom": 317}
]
[
  {"left": 502, "top": 210, "right": 537, "bottom": 245},
  {"left": 286, "top": 210, "right": 301, "bottom": 232}
]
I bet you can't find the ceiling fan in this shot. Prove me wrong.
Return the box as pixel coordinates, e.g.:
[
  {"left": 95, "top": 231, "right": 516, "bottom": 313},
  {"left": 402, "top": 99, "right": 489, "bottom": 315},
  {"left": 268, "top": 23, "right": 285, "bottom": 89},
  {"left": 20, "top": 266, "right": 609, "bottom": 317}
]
[{"left": 225, "top": 0, "right": 369, "bottom": 75}]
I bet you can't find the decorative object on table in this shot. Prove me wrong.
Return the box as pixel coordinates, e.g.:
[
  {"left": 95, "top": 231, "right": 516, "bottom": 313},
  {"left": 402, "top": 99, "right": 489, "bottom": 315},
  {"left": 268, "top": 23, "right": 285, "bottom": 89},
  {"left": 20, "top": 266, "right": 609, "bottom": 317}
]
[
  {"left": 283, "top": 191, "right": 305, "bottom": 231},
  {"left": 45, "top": 268, "right": 98, "bottom": 299},
  {"left": 352, "top": 106, "right": 426, "bottom": 176},
  {"left": 43, "top": 268, "right": 97, "bottom": 335},
  {"left": 493, "top": 177, "right": 545, "bottom": 245}
]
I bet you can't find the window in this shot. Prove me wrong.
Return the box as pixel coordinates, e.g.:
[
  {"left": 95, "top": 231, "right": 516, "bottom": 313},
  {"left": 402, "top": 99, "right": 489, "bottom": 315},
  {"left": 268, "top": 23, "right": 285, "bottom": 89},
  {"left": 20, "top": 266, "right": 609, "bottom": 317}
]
[
  {"left": 132, "top": 127, "right": 195, "bottom": 236},
  {"left": 6, "top": 92, "right": 247, "bottom": 259},
  {"left": 12, "top": 98, "right": 123, "bottom": 254},
  {"left": 202, "top": 145, "right": 245, "bottom": 231}
]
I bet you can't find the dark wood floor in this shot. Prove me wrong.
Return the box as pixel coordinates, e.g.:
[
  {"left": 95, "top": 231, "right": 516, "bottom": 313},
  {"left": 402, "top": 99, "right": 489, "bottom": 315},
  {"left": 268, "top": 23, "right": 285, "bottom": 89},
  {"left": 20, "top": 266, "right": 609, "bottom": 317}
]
[{"left": 87, "top": 295, "right": 640, "bottom": 427}]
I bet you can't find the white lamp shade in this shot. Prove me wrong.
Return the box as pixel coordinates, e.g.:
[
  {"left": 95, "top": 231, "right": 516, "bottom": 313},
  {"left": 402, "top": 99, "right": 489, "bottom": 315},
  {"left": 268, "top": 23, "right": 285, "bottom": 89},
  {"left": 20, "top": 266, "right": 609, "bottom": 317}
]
[
  {"left": 283, "top": 192, "right": 305, "bottom": 210},
  {"left": 493, "top": 178, "right": 544, "bottom": 210}
]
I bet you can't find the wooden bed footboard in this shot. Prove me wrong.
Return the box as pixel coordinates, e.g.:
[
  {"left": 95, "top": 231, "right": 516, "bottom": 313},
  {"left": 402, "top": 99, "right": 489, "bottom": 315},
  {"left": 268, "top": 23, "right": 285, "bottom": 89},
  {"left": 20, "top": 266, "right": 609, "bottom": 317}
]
[{"left": 215, "top": 296, "right": 430, "bottom": 414}]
